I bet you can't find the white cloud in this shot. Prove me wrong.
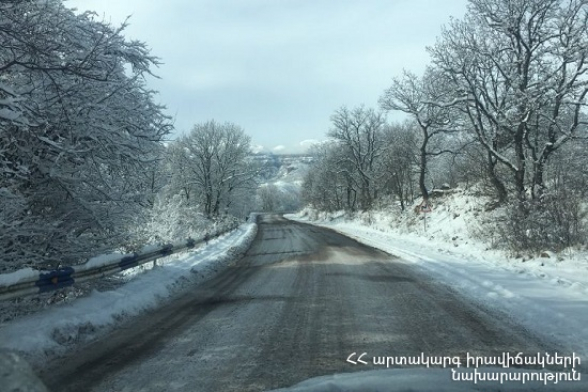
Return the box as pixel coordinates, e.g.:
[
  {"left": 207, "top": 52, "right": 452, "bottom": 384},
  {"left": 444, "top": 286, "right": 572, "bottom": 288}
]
[
  {"left": 250, "top": 144, "right": 265, "bottom": 154},
  {"left": 299, "top": 139, "right": 337, "bottom": 152},
  {"left": 299, "top": 139, "right": 319, "bottom": 148}
]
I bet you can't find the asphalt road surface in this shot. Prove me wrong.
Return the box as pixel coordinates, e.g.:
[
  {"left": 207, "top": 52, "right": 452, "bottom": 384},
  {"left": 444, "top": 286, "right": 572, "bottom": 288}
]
[{"left": 40, "top": 215, "right": 554, "bottom": 391}]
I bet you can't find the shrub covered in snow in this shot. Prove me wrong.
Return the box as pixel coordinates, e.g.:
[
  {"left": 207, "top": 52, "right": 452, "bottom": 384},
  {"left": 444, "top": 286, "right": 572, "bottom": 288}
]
[{"left": 498, "top": 192, "right": 587, "bottom": 253}]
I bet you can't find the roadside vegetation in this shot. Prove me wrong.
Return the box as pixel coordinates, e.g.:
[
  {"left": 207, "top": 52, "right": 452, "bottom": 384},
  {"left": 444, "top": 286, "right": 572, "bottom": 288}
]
[
  {"left": 0, "top": 1, "right": 263, "bottom": 272},
  {"left": 302, "top": 0, "right": 588, "bottom": 255}
]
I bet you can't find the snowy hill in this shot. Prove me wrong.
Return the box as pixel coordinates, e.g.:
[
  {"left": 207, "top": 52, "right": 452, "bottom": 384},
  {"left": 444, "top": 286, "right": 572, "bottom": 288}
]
[
  {"left": 269, "top": 157, "right": 311, "bottom": 196},
  {"left": 253, "top": 153, "right": 312, "bottom": 187},
  {"left": 273, "top": 155, "right": 312, "bottom": 184},
  {"left": 252, "top": 153, "right": 313, "bottom": 212}
]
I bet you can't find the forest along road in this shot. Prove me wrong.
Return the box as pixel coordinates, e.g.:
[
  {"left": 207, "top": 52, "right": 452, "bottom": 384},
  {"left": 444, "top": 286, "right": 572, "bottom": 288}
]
[{"left": 40, "top": 214, "right": 554, "bottom": 392}]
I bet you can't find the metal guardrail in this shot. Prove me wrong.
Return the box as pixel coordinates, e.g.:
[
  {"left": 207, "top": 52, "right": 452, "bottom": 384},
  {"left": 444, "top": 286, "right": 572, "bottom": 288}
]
[{"left": 0, "top": 223, "right": 239, "bottom": 302}]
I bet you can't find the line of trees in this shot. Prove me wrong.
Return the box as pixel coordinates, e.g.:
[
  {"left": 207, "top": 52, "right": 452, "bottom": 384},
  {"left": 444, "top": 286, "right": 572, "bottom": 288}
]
[
  {"left": 0, "top": 1, "right": 264, "bottom": 272},
  {"left": 303, "top": 0, "right": 588, "bottom": 252},
  {"left": 302, "top": 110, "right": 420, "bottom": 213},
  {"left": 0, "top": 0, "right": 173, "bottom": 271},
  {"left": 166, "top": 121, "right": 260, "bottom": 217},
  {"left": 132, "top": 120, "right": 264, "bottom": 246}
]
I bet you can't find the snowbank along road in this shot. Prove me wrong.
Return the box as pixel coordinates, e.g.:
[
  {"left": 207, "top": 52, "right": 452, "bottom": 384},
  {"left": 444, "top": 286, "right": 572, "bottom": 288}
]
[{"left": 40, "top": 214, "right": 559, "bottom": 391}]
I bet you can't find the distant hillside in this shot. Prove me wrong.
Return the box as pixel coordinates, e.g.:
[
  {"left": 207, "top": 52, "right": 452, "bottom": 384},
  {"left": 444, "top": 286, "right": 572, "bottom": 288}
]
[
  {"left": 251, "top": 153, "right": 313, "bottom": 187},
  {"left": 252, "top": 153, "right": 313, "bottom": 212}
]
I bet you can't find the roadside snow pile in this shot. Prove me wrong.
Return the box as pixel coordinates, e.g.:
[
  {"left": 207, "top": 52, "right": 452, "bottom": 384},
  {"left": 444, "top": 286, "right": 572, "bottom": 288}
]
[
  {"left": 0, "top": 268, "right": 39, "bottom": 288},
  {"left": 84, "top": 251, "right": 126, "bottom": 269},
  {"left": 289, "top": 188, "right": 588, "bottom": 356},
  {"left": 0, "top": 222, "right": 257, "bottom": 366}
]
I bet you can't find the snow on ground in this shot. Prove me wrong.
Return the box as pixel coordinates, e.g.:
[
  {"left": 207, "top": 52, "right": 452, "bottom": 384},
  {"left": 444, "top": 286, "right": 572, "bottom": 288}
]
[
  {"left": 287, "top": 188, "right": 588, "bottom": 358},
  {"left": 0, "top": 222, "right": 257, "bottom": 367}
]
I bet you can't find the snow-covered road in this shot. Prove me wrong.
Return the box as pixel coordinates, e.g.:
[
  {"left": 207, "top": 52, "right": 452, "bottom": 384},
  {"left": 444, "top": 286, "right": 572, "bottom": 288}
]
[{"left": 35, "top": 215, "right": 568, "bottom": 391}]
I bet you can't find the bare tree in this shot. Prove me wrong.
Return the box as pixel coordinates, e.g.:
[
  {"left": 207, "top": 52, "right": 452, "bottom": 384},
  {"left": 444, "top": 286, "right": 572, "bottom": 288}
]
[
  {"left": 176, "top": 121, "right": 256, "bottom": 219},
  {"left": 380, "top": 69, "right": 458, "bottom": 201},
  {"left": 301, "top": 142, "right": 350, "bottom": 212},
  {"left": 328, "top": 106, "right": 386, "bottom": 210},
  {"left": 258, "top": 185, "right": 279, "bottom": 212},
  {"left": 380, "top": 123, "right": 418, "bottom": 211},
  {"left": 0, "top": 0, "right": 172, "bottom": 270},
  {"left": 430, "top": 0, "right": 588, "bottom": 202}
]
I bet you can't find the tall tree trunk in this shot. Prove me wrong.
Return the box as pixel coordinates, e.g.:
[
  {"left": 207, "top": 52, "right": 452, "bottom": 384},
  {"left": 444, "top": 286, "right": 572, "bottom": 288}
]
[
  {"left": 514, "top": 124, "right": 527, "bottom": 204},
  {"left": 487, "top": 152, "right": 508, "bottom": 204},
  {"left": 419, "top": 130, "right": 430, "bottom": 201}
]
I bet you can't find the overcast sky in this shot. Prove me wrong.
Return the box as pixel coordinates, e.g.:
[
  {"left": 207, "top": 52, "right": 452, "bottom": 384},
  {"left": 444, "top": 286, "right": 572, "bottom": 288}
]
[{"left": 66, "top": 0, "right": 469, "bottom": 154}]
